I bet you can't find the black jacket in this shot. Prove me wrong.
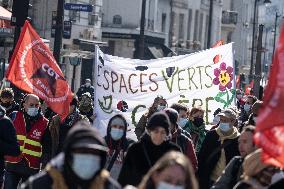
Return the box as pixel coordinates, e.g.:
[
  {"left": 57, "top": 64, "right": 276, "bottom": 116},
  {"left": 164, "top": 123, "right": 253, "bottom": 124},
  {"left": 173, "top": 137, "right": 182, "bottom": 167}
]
[
  {"left": 0, "top": 114, "right": 20, "bottom": 180},
  {"left": 20, "top": 154, "right": 121, "bottom": 189},
  {"left": 197, "top": 129, "right": 240, "bottom": 189},
  {"left": 118, "top": 134, "right": 181, "bottom": 187}
]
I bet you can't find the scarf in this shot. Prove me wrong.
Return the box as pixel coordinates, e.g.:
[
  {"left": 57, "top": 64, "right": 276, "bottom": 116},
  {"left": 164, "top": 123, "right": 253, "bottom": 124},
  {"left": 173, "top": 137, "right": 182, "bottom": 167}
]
[
  {"left": 63, "top": 109, "right": 80, "bottom": 128},
  {"left": 185, "top": 120, "right": 206, "bottom": 153}
]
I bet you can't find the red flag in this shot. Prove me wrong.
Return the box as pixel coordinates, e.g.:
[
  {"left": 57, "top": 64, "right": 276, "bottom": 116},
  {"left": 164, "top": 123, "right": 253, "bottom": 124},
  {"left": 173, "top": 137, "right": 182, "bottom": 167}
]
[
  {"left": 6, "top": 21, "right": 73, "bottom": 120},
  {"left": 254, "top": 24, "right": 284, "bottom": 168}
]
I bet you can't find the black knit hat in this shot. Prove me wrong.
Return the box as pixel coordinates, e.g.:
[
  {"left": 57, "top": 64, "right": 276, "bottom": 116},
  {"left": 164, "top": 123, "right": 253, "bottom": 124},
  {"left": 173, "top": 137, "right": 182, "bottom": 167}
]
[
  {"left": 147, "top": 112, "right": 170, "bottom": 134},
  {"left": 164, "top": 108, "right": 178, "bottom": 125}
]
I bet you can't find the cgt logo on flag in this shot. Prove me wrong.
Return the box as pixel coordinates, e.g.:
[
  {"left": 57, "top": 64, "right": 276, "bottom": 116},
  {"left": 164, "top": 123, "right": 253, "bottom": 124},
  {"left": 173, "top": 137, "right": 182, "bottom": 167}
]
[{"left": 6, "top": 20, "right": 73, "bottom": 120}]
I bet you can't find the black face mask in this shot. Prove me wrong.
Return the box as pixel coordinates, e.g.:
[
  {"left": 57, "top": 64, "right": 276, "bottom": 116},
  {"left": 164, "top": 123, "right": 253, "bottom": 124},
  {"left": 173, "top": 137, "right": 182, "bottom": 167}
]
[
  {"left": 193, "top": 117, "right": 204, "bottom": 127},
  {"left": 1, "top": 102, "right": 11, "bottom": 108}
]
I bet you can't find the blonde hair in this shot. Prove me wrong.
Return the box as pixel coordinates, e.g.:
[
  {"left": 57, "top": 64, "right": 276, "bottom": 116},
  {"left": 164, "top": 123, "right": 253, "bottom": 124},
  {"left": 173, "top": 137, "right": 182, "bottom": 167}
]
[{"left": 138, "top": 151, "right": 198, "bottom": 189}]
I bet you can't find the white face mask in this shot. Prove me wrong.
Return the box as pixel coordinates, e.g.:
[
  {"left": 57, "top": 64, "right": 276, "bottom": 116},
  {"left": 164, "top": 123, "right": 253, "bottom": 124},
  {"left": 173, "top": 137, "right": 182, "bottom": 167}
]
[
  {"left": 27, "top": 107, "right": 39, "bottom": 117},
  {"left": 244, "top": 104, "right": 251, "bottom": 112},
  {"left": 157, "top": 105, "right": 166, "bottom": 111},
  {"left": 71, "top": 154, "right": 101, "bottom": 180},
  {"left": 177, "top": 118, "right": 188, "bottom": 128},
  {"left": 219, "top": 122, "right": 231, "bottom": 132},
  {"left": 157, "top": 181, "right": 184, "bottom": 189},
  {"left": 85, "top": 83, "right": 91, "bottom": 87},
  {"left": 236, "top": 94, "right": 242, "bottom": 100}
]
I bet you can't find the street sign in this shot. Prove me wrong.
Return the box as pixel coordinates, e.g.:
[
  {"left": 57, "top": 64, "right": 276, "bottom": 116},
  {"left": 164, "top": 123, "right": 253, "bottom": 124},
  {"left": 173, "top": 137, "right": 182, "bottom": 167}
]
[
  {"left": 64, "top": 3, "right": 93, "bottom": 12},
  {"left": 63, "top": 21, "right": 72, "bottom": 39}
]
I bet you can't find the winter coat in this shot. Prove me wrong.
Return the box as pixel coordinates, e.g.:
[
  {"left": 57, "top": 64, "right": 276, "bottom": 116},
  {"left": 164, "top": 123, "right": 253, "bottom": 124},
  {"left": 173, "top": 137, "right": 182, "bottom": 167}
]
[
  {"left": 135, "top": 114, "right": 148, "bottom": 139},
  {"left": 211, "top": 156, "right": 243, "bottom": 189},
  {"left": 118, "top": 134, "right": 181, "bottom": 187},
  {"left": 171, "top": 127, "right": 198, "bottom": 172},
  {"left": 197, "top": 128, "right": 240, "bottom": 189},
  {"left": 49, "top": 110, "right": 89, "bottom": 157},
  {"left": 0, "top": 114, "right": 20, "bottom": 184},
  {"left": 20, "top": 153, "right": 121, "bottom": 189}
]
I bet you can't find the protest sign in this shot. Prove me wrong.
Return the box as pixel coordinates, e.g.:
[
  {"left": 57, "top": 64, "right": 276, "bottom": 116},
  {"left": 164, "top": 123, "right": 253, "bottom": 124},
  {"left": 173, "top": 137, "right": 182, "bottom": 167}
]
[{"left": 94, "top": 43, "right": 235, "bottom": 137}]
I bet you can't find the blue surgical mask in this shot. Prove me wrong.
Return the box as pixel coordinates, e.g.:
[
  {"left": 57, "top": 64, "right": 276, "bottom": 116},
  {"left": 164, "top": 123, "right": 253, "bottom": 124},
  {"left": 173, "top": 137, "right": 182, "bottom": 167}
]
[
  {"left": 157, "top": 181, "right": 184, "bottom": 189},
  {"left": 177, "top": 118, "right": 188, "bottom": 128},
  {"left": 219, "top": 122, "right": 231, "bottom": 132},
  {"left": 71, "top": 154, "right": 101, "bottom": 180},
  {"left": 27, "top": 107, "right": 39, "bottom": 117},
  {"left": 244, "top": 104, "right": 251, "bottom": 112},
  {"left": 157, "top": 105, "right": 166, "bottom": 111},
  {"left": 110, "top": 128, "right": 124, "bottom": 140}
]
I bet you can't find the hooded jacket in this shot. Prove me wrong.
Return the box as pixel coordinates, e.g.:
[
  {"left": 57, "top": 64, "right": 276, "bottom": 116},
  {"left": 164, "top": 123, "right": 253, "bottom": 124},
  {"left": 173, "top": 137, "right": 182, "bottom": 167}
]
[
  {"left": 21, "top": 124, "right": 121, "bottom": 189},
  {"left": 118, "top": 133, "right": 181, "bottom": 187},
  {"left": 104, "top": 115, "right": 134, "bottom": 180}
]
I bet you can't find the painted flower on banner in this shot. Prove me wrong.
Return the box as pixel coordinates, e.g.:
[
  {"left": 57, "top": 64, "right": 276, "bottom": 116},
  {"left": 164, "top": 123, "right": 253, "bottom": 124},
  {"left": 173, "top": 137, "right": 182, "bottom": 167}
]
[{"left": 213, "top": 62, "right": 233, "bottom": 91}]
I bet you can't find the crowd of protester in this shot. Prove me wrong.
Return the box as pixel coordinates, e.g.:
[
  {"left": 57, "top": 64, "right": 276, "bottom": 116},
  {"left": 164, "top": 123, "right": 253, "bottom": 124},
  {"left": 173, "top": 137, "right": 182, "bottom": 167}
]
[{"left": 0, "top": 85, "right": 283, "bottom": 189}]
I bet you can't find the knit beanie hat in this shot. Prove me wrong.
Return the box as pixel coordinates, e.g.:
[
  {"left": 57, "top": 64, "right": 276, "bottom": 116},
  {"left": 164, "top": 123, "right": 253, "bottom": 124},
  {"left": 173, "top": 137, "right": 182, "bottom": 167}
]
[
  {"left": 147, "top": 112, "right": 170, "bottom": 134},
  {"left": 164, "top": 108, "right": 178, "bottom": 125}
]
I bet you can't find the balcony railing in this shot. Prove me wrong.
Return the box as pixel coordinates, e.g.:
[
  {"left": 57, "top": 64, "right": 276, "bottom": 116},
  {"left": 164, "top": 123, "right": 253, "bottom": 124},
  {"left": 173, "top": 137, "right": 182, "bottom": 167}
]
[{"left": 222, "top": 10, "right": 238, "bottom": 25}]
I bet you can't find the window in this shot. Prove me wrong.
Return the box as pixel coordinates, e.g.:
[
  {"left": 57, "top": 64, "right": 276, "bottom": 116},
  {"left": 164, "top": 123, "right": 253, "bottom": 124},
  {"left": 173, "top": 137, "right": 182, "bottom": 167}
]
[
  {"left": 162, "top": 13, "right": 166, "bottom": 32},
  {"left": 89, "top": 14, "right": 98, "bottom": 25},
  {"left": 113, "top": 15, "right": 122, "bottom": 25},
  {"left": 69, "top": 10, "right": 79, "bottom": 22},
  {"left": 178, "top": 13, "right": 184, "bottom": 40},
  {"left": 187, "top": 9, "right": 192, "bottom": 40},
  {"left": 199, "top": 13, "right": 203, "bottom": 42},
  {"left": 193, "top": 10, "right": 199, "bottom": 41}
]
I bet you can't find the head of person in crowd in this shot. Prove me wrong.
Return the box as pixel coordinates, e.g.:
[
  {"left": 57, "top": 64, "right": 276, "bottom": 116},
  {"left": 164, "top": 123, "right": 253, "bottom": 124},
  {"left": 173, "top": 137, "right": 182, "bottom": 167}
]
[
  {"left": 243, "top": 95, "right": 258, "bottom": 114},
  {"left": 147, "top": 96, "right": 168, "bottom": 117},
  {"left": 189, "top": 107, "right": 205, "bottom": 127},
  {"left": 63, "top": 121, "right": 109, "bottom": 183},
  {"left": 69, "top": 95, "right": 79, "bottom": 114},
  {"left": 170, "top": 103, "right": 189, "bottom": 128},
  {"left": 79, "top": 92, "right": 93, "bottom": 113},
  {"left": 237, "top": 149, "right": 279, "bottom": 189},
  {"left": 247, "top": 101, "right": 263, "bottom": 126},
  {"left": 217, "top": 108, "right": 237, "bottom": 134},
  {"left": 106, "top": 114, "right": 128, "bottom": 143},
  {"left": 85, "top": 79, "right": 92, "bottom": 87},
  {"left": 0, "top": 88, "right": 15, "bottom": 109},
  {"left": 236, "top": 89, "right": 244, "bottom": 100},
  {"left": 164, "top": 108, "right": 179, "bottom": 132},
  {"left": 238, "top": 126, "right": 257, "bottom": 158},
  {"left": 23, "top": 94, "right": 41, "bottom": 118},
  {"left": 138, "top": 151, "right": 198, "bottom": 189},
  {"left": 146, "top": 112, "right": 170, "bottom": 146}
]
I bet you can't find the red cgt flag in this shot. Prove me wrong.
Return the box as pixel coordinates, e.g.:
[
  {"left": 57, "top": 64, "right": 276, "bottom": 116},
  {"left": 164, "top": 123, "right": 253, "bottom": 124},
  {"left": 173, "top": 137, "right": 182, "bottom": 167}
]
[
  {"left": 254, "top": 24, "right": 284, "bottom": 168},
  {"left": 6, "top": 21, "right": 73, "bottom": 120}
]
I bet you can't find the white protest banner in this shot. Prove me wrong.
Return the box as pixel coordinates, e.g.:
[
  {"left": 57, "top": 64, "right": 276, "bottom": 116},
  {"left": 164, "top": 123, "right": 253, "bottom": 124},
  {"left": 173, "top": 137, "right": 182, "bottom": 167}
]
[{"left": 94, "top": 43, "right": 235, "bottom": 138}]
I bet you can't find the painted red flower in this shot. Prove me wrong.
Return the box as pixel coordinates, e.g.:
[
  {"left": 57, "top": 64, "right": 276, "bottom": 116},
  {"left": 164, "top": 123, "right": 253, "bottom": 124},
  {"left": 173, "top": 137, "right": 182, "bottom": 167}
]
[{"left": 213, "top": 62, "right": 233, "bottom": 91}]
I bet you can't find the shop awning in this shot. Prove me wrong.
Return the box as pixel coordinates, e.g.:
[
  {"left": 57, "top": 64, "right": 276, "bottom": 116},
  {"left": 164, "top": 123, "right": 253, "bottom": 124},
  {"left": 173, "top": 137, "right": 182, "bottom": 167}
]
[{"left": 0, "top": 6, "right": 11, "bottom": 20}]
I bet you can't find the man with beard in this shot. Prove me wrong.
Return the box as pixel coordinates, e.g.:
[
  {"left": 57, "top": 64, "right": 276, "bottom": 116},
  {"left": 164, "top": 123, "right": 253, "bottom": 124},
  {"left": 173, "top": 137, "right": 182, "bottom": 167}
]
[
  {"left": 4, "top": 94, "right": 51, "bottom": 189},
  {"left": 79, "top": 92, "right": 95, "bottom": 123}
]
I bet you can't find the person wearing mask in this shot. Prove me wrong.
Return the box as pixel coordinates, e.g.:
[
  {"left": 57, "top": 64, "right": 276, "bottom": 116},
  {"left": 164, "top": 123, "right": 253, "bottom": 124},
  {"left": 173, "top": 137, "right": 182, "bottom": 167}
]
[
  {"left": 233, "top": 149, "right": 279, "bottom": 189},
  {"left": 76, "top": 79, "right": 95, "bottom": 100},
  {"left": 135, "top": 96, "right": 168, "bottom": 139},
  {"left": 118, "top": 112, "right": 180, "bottom": 187},
  {"left": 21, "top": 121, "right": 121, "bottom": 189},
  {"left": 138, "top": 151, "right": 198, "bottom": 189},
  {"left": 236, "top": 90, "right": 245, "bottom": 111},
  {"left": 169, "top": 103, "right": 191, "bottom": 138},
  {"left": 164, "top": 108, "right": 198, "bottom": 172},
  {"left": 49, "top": 96, "right": 89, "bottom": 157},
  {"left": 211, "top": 126, "right": 257, "bottom": 189},
  {"left": 104, "top": 114, "right": 134, "bottom": 179},
  {"left": 4, "top": 94, "right": 51, "bottom": 189},
  {"left": 245, "top": 101, "right": 263, "bottom": 127},
  {"left": 198, "top": 109, "right": 240, "bottom": 189},
  {"left": 0, "top": 105, "right": 20, "bottom": 188},
  {"left": 239, "top": 95, "right": 257, "bottom": 128},
  {"left": 79, "top": 92, "right": 95, "bottom": 123},
  {"left": 0, "top": 88, "right": 19, "bottom": 116},
  {"left": 183, "top": 107, "right": 207, "bottom": 153}
]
